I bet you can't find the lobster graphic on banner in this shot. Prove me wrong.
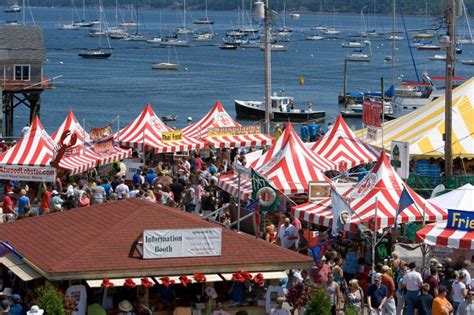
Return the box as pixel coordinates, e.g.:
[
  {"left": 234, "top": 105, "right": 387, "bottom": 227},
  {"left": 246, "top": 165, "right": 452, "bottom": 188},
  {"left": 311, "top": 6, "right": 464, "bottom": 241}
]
[{"left": 50, "top": 130, "right": 77, "bottom": 169}]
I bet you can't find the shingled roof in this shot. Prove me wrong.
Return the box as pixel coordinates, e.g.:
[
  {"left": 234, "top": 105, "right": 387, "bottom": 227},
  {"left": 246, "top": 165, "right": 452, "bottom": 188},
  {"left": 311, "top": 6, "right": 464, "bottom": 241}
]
[
  {"left": 0, "top": 26, "right": 45, "bottom": 62},
  {"left": 0, "top": 199, "right": 312, "bottom": 280}
]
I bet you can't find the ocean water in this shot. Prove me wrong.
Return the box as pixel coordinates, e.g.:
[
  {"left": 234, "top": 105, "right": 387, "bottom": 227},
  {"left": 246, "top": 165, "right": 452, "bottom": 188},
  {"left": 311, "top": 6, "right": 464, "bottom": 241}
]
[{"left": 4, "top": 7, "right": 474, "bottom": 135}]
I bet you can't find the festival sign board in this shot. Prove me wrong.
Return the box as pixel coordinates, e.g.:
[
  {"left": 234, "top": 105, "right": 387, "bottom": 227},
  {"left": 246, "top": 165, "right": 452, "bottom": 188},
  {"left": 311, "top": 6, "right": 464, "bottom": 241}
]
[
  {"left": 0, "top": 165, "right": 56, "bottom": 182},
  {"left": 143, "top": 228, "right": 222, "bottom": 259},
  {"left": 390, "top": 141, "right": 409, "bottom": 179},
  {"left": 308, "top": 181, "right": 331, "bottom": 201},
  {"left": 446, "top": 209, "right": 474, "bottom": 232},
  {"left": 251, "top": 170, "right": 278, "bottom": 212},
  {"left": 362, "top": 99, "right": 382, "bottom": 127},
  {"left": 89, "top": 125, "right": 113, "bottom": 142},
  {"left": 208, "top": 125, "right": 261, "bottom": 137},
  {"left": 123, "top": 159, "right": 144, "bottom": 181},
  {"left": 162, "top": 130, "right": 183, "bottom": 142},
  {"left": 367, "top": 126, "right": 378, "bottom": 142}
]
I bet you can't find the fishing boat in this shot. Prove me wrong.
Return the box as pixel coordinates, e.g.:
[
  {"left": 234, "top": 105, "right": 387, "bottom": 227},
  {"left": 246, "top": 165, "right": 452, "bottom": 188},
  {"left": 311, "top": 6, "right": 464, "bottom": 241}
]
[
  {"left": 429, "top": 54, "right": 446, "bottom": 61},
  {"left": 235, "top": 93, "right": 325, "bottom": 122},
  {"left": 461, "top": 59, "right": 474, "bottom": 65}
]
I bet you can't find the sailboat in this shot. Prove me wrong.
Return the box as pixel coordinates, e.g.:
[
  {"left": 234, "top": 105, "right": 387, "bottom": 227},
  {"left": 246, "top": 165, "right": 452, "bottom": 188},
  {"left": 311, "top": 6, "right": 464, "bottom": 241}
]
[
  {"left": 274, "top": 2, "right": 292, "bottom": 39},
  {"left": 342, "top": 9, "right": 369, "bottom": 48},
  {"left": 73, "top": 0, "right": 95, "bottom": 27},
  {"left": 79, "top": 3, "right": 112, "bottom": 59},
  {"left": 125, "top": 5, "right": 146, "bottom": 41},
  {"left": 174, "top": 0, "right": 194, "bottom": 34},
  {"left": 412, "top": 0, "right": 435, "bottom": 39},
  {"left": 321, "top": 7, "right": 341, "bottom": 36},
  {"left": 152, "top": 46, "right": 179, "bottom": 70},
  {"left": 120, "top": 5, "right": 138, "bottom": 27},
  {"left": 311, "top": 0, "right": 327, "bottom": 31},
  {"left": 457, "top": 0, "right": 474, "bottom": 45},
  {"left": 4, "top": 0, "right": 20, "bottom": 13},
  {"left": 193, "top": 0, "right": 214, "bottom": 24},
  {"left": 57, "top": 0, "right": 81, "bottom": 30}
]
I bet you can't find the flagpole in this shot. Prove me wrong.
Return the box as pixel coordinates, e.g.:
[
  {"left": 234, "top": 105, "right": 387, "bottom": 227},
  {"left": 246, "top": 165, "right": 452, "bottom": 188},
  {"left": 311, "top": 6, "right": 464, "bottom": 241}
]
[
  {"left": 422, "top": 203, "right": 427, "bottom": 268},
  {"left": 83, "top": 119, "right": 86, "bottom": 155}
]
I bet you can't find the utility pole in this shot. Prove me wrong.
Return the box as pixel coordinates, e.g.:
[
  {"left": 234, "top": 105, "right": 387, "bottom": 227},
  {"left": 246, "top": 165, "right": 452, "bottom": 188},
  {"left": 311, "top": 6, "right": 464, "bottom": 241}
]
[
  {"left": 444, "top": 0, "right": 456, "bottom": 178},
  {"left": 264, "top": 0, "right": 272, "bottom": 134}
]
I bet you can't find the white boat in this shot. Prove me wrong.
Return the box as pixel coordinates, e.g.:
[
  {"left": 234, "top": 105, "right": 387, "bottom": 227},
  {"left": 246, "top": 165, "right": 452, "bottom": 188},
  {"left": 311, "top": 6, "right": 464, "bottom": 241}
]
[
  {"left": 120, "top": 21, "right": 138, "bottom": 27},
  {"left": 306, "top": 35, "right": 324, "bottom": 41},
  {"left": 240, "top": 39, "right": 263, "bottom": 48},
  {"left": 461, "top": 59, "right": 474, "bottom": 65},
  {"left": 385, "top": 34, "right": 404, "bottom": 41},
  {"left": 457, "top": 38, "right": 474, "bottom": 45},
  {"left": 311, "top": 26, "right": 327, "bottom": 31},
  {"left": 125, "top": 33, "right": 146, "bottom": 41},
  {"left": 194, "top": 32, "right": 215, "bottom": 41},
  {"left": 151, "top": 62, "right": 178, "bottom": 70},
  {"left": 290, "top": 13, "right": 300, "bottom": 20},
  {"left": 412, "top": 33, "right": 435, "bottom": 39},
  {"left": 174, "top": 0, "right": 193, "bottom": 34},
  {"left": 4, "top": 3, "right": 20, "bottom": 13},
  {"left": 384, "top": 55, "right": 393, "bottom": 61},
  {"left": 58, "top": 23, "right": 81, "bottom": 30},
  {"left": 429, "top": 54, "right": 446, "bottom": 61},
  {"left": 417, "top": 44, "right": 442, "bottom": 51},
  {"left": 147, "top": 37, "right": 163, "bottom": 44},
  {"left": 322, "top": 28, "right": 341, "bottom": 35},
  {"left": 193, "top": 0, "right": 213, "bottom": 25},
  {"left": 159, "top": 39, "right": 191, "bottom": 47},
  {"left": 341, "top": 41, "right": 365, "bottom": 48},
  {"left": 346, "top": 51, "right": 370, "bottom": 62},
  {"left": 260, "top": 44, "right": 287, "bottom": 52}
]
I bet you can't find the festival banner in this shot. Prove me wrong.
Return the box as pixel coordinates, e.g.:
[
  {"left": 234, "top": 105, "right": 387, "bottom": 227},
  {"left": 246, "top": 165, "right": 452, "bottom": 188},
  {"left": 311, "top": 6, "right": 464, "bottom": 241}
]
[
  {"left": 362, "top": 99, "right": 382, "bottom": 127},
  {"left": 162, "top": 130, "right": 183, "bottom": 142},
  {"left": 0, "top": 165, "right": 56, "bottom": 182},
  {"left": 446, "top": 209, "right": 474, "bottom": 232},
  {"left": 390, "top": 141, "right": 410, "bottom": 179},
  {"left": 251, "top": 170, "right": 278, "bottom": 212},
  {"left": 123, "top": 159, "right": 144, "bottom": 181},
  {"left": 143, "top": 228, "right": 222, "bottom": 259},
  {"left": 91, "top": 138, "right": 114, "bottom": 154},
  {"left": 208, "top": 125, "right": 261, "bottom": 137},
  {"left": 367, "top": 126, "right": 378, "bottom": 142}
]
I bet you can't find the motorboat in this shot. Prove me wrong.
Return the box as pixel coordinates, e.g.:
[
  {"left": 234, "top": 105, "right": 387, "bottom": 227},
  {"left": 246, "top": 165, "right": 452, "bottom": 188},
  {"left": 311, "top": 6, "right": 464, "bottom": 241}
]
[
  {"left": 461, "top": 59, "right": 474, "bottom": 65},
  {"left": 78, "top": 49, "right": 112, "bottom": 59},
  {"left": 151, "top": 62, "right": 178, "bottom": 70},
  {"left": 429, "top": 54, "right": 446, "bottom": 61},
  {"left": 341, "top": 97, "right": 393, "bottom": 118},
  {"left": 4, "top": 4, "right": 20, "bottom": 13},
  {"left": 235, "top": 93, "right": 325, "bottom": 122},
  {"left": 218, "top": 43, "right": 239, "bottom": 50},
  {"left": 341, "top": 41, "right": 365, "bottom": 48},
  {"left": 57, "top": 23, "right": 81, "bottom": 30},
  {"left": 306, "top": 35, "right": 324, "bottom": 41},
  {"left": 260, "top": 44, "right": 287, "bottom": 52},
  {"left": 346, "top": 51, "right": 370, "bottom": 62},
  {"left": 417, "top": 44, "right": 442, "bottom": 51},
  {"left": 384, "top": 55, "right": 393, "bottom": 61},
  {"left": 159, "top": 39, "right": 191, "bottom": 47},
  {"left": 322, "top": 28, "right": 341, "bottom": 35},
  {"left": 290, "top": 13, "right": 300, "bottom": 20}
]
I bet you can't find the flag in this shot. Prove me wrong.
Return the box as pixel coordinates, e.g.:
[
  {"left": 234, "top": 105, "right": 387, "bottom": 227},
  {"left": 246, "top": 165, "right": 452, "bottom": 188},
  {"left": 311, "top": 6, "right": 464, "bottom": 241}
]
[
  {"left": 393, "top": 186, "right": 415, "bottom": 228},
  {"left": 245, "top": 199, "right": 259, "bottom": 212},
  {"left": 251, "top": 170, "right": 278, "bottom": 212},
  {"left": 331, "top": 188, "right": 352, "bottom": 235}
]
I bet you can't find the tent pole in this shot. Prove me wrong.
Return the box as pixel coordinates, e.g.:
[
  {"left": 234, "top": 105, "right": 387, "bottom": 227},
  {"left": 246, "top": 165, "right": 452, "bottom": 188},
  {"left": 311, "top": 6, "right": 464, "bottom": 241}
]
[
  {"left": 381, "top": 77, "right": 385, "bottom": 148},
  {"left": 422, "top": 203, "right": 427, "bottom": 268},
  {"left": 237, "top": 170, "right": 241, "bottom": 232},
  {"left": 372, "top": 197, "right": 378, "bottom": 280}
]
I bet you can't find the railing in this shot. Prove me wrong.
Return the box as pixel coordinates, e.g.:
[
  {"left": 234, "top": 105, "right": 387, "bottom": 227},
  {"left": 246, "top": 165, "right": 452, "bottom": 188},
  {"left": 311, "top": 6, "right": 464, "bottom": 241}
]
[{"left": 1, "top": 76, "right": 53, "bottom": 91}]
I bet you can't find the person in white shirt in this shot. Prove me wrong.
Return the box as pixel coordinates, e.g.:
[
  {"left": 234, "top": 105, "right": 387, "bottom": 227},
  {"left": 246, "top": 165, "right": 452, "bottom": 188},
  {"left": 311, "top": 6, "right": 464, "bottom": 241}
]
[
  {"left": 115, "top": 179, "right": 130, "bottom": 200},
  {"left": 459, "top": 260, "right": 472, "bottom": 286},
  {"left": 452, "top": 272, "right": 468, "bottom": 314},
  {"left": 402, "top": 262, "right": 423, "bottom": 315},
  {"left": 269, "top": 297, "right": 289, "bottom": 315},
  {"left": 278, "top": 218, "right": 298, "bottom": 250}
]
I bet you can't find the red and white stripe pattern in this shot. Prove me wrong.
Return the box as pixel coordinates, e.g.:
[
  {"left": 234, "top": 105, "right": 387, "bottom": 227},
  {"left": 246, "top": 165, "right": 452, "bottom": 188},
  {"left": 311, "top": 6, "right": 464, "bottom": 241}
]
[
  {"left": 217, "top": 173, "right": 252, "bottom": 201},
  {"left": 151, "top": 136, "right": 206, "bottom": 153},
  {"left": 207, "top": 134, "right": 274, "bottom": 149},
  {"left": 60, "top": 146, "right": 131, "bottom": 175},
  {"left": 117, "top": 104, "right": 172, "bottom": 150},
  {"left": 51, "top": 111, "right": 91, "bottom": 147},
  {"left": 293, "top": 150, "right": 447, "bottom": 230},
  {"left": 182, "top": 101, "right": 241, "bottom": 138},
  {"left": 416, "top": 222, "right": 474, "bottom": 250},
  {"left": 253, "top": 124, "right": 335, "bottom": 195},
  {"left": 311, "top": 115, "right": 378, "bottom": 171},
  {"left": 0, "top": 116, "right": 55, "bottom": 166},
  {"left": 250, "top": 123, "right": 337, "bottom": 172}
]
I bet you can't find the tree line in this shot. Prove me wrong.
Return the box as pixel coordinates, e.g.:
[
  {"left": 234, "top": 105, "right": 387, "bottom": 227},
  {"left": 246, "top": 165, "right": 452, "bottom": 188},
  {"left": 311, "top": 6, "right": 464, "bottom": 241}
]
[{"left": 27, "top": 0, "right": 474, "bottom": 16}]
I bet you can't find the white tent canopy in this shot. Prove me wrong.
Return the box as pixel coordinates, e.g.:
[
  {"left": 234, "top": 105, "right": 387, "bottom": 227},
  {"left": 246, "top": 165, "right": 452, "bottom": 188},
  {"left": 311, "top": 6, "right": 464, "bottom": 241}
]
[{"left": 429, "top": 183, "right": 474, "bottom": 211}]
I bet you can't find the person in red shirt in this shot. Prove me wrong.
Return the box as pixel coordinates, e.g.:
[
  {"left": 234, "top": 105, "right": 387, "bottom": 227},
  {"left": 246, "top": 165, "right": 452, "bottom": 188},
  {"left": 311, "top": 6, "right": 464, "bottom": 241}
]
[
  {"left": 381, "top": 265, "right": 397, "bottom": 314},
  {"left": 2, "top": 191, "right": 15, "bottom": 222},
  {"left": 195, "top": 153, "right": 203, "bottom": 171},
  {"left": 39, "top": 182, "right": 51, "bottom": 215}
]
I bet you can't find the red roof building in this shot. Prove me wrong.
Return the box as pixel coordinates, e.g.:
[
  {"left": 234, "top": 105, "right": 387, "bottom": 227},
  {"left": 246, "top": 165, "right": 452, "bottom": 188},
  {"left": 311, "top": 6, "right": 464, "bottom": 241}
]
[{"left": 0, "top": 199, "right": 312, "bottom": 281}]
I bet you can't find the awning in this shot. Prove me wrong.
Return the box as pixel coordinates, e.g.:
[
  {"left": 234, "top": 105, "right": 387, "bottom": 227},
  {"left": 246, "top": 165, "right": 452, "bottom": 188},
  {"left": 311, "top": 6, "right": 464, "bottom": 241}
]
[
  {"left": 206, "top": 134, "right": 274, "bottom": 149},
  {"left": 220, "top": 271, "right": 287, "bottom": 281},
  {"left": 217, "top": 173, "right": 251, "bottom": 201},
  {"left": 86, "top": 274, "right": 224, "bottom": 288},
  {"left": 0, "top": 253, "right": 41, "bottom": 281}
]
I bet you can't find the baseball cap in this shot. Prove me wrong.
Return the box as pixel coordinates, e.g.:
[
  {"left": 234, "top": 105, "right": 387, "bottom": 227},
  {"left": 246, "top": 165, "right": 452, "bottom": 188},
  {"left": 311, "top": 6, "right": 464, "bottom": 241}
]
[{"left": 382, "top": 265, "right": 390, "bottom": 272}]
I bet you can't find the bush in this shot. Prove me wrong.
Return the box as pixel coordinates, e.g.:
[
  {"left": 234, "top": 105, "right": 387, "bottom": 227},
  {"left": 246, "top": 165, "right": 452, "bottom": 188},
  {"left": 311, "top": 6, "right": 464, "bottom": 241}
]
[
  {"left": 35, "top": 282, "right": 66, "bottom": 315},
  {"left": 304, "top": 286, "right": 332, "bottom": 315},
  {"left": 344, "top": 305, "right": 359, "bottom": 315}
]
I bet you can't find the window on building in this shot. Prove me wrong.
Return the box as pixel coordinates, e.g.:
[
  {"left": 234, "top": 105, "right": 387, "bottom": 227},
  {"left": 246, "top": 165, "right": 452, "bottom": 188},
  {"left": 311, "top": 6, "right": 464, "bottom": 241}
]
[{"left": 14, "top": 65, "right": 30, "bottom": 81}]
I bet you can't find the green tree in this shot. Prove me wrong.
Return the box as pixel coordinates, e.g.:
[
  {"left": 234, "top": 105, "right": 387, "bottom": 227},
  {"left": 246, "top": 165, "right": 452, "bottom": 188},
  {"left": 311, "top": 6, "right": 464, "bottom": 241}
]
[
  {"left": 35, "top": 282, "right": 66, "bottom": 315},
  {"left": 304, "top": 286, "right": 332, "bottom": 315}
]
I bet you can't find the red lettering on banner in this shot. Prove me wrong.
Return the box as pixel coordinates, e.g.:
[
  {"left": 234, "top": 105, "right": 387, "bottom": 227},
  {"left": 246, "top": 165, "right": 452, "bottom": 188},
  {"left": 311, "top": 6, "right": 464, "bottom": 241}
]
[{"left": 362, "top": 99, "right": 382, "bottom": 127}]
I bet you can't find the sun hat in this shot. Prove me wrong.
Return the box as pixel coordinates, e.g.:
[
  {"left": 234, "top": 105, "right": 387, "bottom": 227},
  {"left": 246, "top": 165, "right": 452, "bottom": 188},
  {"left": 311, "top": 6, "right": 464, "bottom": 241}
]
[
  {"left": 51, "top": 190, "right": 59, "bottom": 195},
  {"left": 118, "top": 300, "right": 133, "bottom": 312},
  {"left": 0, "top": 288, "right": 12, "bottom": 297},
  {"left": 27, "top": 305, "right": 44, "bottom": 315}
]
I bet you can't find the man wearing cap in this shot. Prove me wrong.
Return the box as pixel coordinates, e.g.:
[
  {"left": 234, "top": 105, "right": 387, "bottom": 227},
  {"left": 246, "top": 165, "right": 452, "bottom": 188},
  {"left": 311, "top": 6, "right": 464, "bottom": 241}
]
[
  {"left": 269, "top": 297, "right": 289, "bottom": 315},
  {"left": 10, "top": 294, "right": 25, "bottom": 315},
  {"left": 457, "top": 287, "right": 474, "bottom": 315},
  {"left": 381, "top": 265, "right": 396, "bottom": 314},
  {"left": 368, "top": 273, "right": 388, "bottom": 315},
  {"left": 277, "top": 218, "right": 298, "bottom": 251},
  {"left": 432, "top": 285, "right": 452, "bottom": 315},
  {"left": 402, "top": 262, "right": 423, "bottom": 315}
]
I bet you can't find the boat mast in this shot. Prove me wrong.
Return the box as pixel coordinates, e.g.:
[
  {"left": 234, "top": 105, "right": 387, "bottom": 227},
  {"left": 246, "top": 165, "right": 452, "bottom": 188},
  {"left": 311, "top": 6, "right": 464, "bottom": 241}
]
[
  {"left": 183, "top": 0, "right": 186, "bottom": 31},
  {"left": 83, "top": 0, "right": 85, "bottom": 21},
  {"left": 391, "top": 0, "right": 396, "bottom": 85},
  {"left": 264, "top": 0, "right": 271, "bottom": 133},
  {"left": 22, "top": 0, "right": 25, "bottom": 25}
]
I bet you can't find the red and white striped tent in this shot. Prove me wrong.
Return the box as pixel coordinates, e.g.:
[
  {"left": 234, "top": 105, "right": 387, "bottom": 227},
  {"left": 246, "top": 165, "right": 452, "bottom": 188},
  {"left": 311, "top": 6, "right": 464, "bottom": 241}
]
[
  {"left": 218, "top": 124, "right": 336, "bottom": 199},
  {"left": 183, "top": 101, "right": 274, "bottom": 148},
  {"left": 51, "top": 111, "right": 91, "bottom": 147},
  {"left": 416, "top": 221, "right": 474, "bottom": 250},
  {"left": 311, "top": 115, "right": 379, "bottom": 172},
  {"left": 217, "top": 173, "right": 252, "bottom": 201},
  {"left": 292, "top": 150, "right": 447, "bottom": 230},
  {"left": 117, "top": 104, "right": 206, "bottom": 153}
]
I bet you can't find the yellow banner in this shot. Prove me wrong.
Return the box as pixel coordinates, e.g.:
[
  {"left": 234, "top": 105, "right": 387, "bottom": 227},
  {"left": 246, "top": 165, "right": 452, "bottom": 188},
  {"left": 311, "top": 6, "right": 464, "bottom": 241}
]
[
  {"left": 208, "top": 125, "right": 261, "bottom": 137},
  {"left": 162, "top": 130, "right": 183, "bottom": 142}
]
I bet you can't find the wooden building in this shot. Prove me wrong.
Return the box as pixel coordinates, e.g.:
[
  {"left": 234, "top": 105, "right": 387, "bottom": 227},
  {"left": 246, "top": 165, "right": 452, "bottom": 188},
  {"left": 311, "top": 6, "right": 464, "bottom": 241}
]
[{"left": 0, "top": 26, "right": 51, "bottom": 137}]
